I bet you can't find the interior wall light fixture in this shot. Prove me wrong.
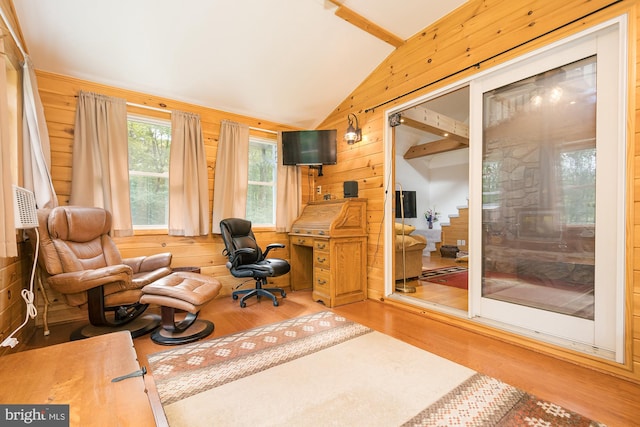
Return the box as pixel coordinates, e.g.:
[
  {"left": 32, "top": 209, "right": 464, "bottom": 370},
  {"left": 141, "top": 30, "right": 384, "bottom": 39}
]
[{"left": 344, "top": 113, "right": 362, "bottom": 145}]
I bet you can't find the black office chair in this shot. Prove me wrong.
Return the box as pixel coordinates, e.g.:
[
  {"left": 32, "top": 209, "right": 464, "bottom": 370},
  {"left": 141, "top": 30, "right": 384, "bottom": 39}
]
[{"left": 220, "top": 218, "right": 289, "bottom": 307}]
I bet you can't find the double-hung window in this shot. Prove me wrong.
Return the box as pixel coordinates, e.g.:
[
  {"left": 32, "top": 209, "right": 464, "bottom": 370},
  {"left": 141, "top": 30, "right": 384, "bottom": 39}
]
[
  {"left": 127, "top": 115, "right": 171, "bottom": 229},
  {"left": 128, "top": 120, "right": 277, "bottom": 229},
  {"left": 246, "top": 136, "right": 277, "bottom": 226}
]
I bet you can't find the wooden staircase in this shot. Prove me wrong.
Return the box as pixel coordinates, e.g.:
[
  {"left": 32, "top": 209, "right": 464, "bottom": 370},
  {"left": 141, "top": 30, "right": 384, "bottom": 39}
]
[{"left": 436, "top": 205, "right": 468, "bottom": 255}]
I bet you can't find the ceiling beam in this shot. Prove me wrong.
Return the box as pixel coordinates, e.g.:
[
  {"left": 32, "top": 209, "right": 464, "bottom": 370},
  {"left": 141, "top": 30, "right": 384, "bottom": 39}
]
[
  {"left": 403, "top": 138, "right": 468, "bottom": 159},
  {"left": 328, "top": 1, "right": 404, "bottom": 48},
  {"left": 400, "top": 110, "right": 469, "bottom": 159},
  {"left": 401, "top": 115, "right": 469, "bottom": 144}
]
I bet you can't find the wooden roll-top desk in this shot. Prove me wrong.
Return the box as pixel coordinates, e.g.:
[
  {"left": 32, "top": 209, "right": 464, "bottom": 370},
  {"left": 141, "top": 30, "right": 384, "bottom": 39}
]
[{"left": 289, "top": 198, "right": 367, "bottom": 307}]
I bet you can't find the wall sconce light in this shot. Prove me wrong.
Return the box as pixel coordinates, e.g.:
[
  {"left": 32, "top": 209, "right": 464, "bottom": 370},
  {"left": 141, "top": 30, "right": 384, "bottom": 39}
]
[{"left": 344, "top": 113, "right": 362, "bottom": 145}]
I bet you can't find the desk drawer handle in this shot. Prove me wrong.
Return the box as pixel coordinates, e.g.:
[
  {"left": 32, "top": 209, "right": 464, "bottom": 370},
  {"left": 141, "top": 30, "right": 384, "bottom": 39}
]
[
  {"left": 317, "top": 279, "right": 327, "bottom": 285},
  {"left": 318, "top": 230, "right": 325, "bottom": 235},
  {"left": 316, "top": 257, "right": 326, "bottom": 263},
  {"left": 297, "top": 239, "right": 306, "bottom": 245},
  {"left": 316, "top": 243, "right": 326, "bottom": 249}
]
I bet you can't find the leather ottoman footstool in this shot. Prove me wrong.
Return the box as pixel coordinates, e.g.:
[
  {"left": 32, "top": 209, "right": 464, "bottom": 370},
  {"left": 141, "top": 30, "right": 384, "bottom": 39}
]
[{"left": 140, "top": 271, "right": 222, "bottom": 345}]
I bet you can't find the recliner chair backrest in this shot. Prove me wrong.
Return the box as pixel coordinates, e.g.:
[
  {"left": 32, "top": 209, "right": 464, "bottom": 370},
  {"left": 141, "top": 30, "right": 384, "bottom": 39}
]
[
  {"left": 220, "top": 218, "right": 263, "bottom": 265},
  {"left": 43, "top": 206, "right": 124, "bottom": 273},
  {"left": 32, "top": 208, "right": 63, "bottom": 276}
]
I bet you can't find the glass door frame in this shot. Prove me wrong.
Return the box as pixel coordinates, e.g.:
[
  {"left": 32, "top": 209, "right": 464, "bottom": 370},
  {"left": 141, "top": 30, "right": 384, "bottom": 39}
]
[
  {"left": 384, "top": 16, "right": 628, "bottom": 362},
  {"left": 469, "top": 17, "right": 627, "bottom": 362}
]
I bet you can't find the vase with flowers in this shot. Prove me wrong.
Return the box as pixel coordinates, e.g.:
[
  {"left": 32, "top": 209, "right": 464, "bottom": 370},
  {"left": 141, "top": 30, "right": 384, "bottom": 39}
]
[{"left": 424, "top": 208, "right": 440, "bottom": 229}]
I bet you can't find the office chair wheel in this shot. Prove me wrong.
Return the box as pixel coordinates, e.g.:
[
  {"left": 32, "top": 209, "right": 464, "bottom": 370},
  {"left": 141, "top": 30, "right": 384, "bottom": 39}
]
[
  {"left": 273, "top": 300, "right": 279, "bottom": 307},
  {"left": 232, "top": 294, "right": 239, "bottom": 300},
  {"left": 240, "top": 301, "right": 247, "bottom": 308},
  {"left": 280, "top": 290, "right": 287, "bottom": 298}
]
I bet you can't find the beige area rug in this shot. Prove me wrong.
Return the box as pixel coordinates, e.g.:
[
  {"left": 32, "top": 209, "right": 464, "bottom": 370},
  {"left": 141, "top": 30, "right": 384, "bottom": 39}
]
[{"left": 147, "top": 311, "right": 605, "bottom": 427}]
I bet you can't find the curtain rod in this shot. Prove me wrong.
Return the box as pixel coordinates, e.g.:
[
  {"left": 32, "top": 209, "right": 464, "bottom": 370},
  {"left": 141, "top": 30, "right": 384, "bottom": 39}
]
[
  {"left": 249, "top": 126, "right": 278, "bottom": 135},
  {"left": 126, "top": 101, "right": 170, "bottom": 114},
  {"left": 127, "top": 103, "right": 278, "bottom": 135},
  {"left": 93, "top": 96, "right": 279, "bottom": 134},
  {"left": 364, "top": 0, "right": 620, "bottom": 113},
  {"left": 0, "top": 7, "right": 27, "bottom": 59}
]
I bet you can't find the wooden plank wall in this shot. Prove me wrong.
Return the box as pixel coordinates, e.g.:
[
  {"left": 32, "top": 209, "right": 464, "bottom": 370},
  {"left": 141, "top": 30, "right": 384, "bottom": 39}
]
[
  {"left": 36, "top": 71, "right": 303, "bottom": 307},
  {"left": 315, "top": 0, "right": 640, "bottom": 381}
]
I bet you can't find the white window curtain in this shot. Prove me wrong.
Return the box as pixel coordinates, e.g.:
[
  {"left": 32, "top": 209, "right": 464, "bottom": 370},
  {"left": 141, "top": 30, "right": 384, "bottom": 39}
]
[
  {"left": 169, "top": 111, "right": 209, "bottom": 236},
  {"left": 0, "top": 33, "right": 17, "bottom": 257},
  {"left": 22, "top": 56, "right": 58, "bottom": 209},
  {"left": 211, "top": 120, "right": 249, "bottom": 234},
  {"left": 275, "top": 131, "right": 301, "bottom": 232},
  {"left": 70, "top": 91, "right": 132, "bottom": 237}
]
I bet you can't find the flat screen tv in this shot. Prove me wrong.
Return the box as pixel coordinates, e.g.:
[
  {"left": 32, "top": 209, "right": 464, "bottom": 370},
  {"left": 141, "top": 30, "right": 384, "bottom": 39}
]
[
  {"left": 282, "top": 129, "right": 337, "bottom": 166},
  {"left": 395, "top": 190, "right": 417, "bottom": 219}
]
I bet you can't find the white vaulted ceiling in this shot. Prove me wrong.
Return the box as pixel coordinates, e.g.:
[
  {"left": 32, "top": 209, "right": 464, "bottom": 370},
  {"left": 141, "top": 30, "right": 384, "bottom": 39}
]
[{"left": 14, "top": 0, "right": 467, "bottom": 128}]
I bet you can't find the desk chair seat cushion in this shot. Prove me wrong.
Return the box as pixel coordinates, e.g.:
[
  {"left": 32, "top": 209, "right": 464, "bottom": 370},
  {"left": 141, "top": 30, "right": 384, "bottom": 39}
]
[{"left": 234, "top": 258, "right": 290, "bottom": 278}]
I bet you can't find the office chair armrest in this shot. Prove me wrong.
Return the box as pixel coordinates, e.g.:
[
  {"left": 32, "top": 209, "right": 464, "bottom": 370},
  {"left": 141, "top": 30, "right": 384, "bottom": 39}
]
[
  {"left": 228, "top": 248, "right": 255, "bottom": 268},
  {"left": 262, "top": 243, "right": 285, "bottom": 258},
  {"left": 47, "top": 265, "right": 133, "bottom": 295},
  {"left": 123, "top": 252, "right": 172, "bottom": 273}
]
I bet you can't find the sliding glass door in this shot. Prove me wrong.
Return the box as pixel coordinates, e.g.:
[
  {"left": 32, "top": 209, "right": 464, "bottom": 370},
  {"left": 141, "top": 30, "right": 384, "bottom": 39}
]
[{"left": 469, "top": 20, "right": 626, "bottom": 360}]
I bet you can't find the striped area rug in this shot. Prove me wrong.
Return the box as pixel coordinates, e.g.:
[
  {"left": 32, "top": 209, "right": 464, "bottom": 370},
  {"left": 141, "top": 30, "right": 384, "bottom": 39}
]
[
  {"left": 404, "top": 373, "right": 605, "bottom": 426},
  {"left": 147, "top": 311, "right": 604, "bottom": 426},
  {"left": 420, "top": 265, "right": 467, "bottom": 279}
]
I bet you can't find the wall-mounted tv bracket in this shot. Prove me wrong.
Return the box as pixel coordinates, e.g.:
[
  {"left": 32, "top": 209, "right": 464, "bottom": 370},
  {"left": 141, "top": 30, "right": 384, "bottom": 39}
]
[{"left": 309, "top": 165, "right": 323, "bottom": 176}]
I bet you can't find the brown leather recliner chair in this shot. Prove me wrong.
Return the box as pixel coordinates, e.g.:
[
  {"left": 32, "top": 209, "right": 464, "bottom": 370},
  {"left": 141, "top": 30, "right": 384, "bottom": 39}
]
[{"left": 33, "top": 206, "right": 172, "bottom": 340}]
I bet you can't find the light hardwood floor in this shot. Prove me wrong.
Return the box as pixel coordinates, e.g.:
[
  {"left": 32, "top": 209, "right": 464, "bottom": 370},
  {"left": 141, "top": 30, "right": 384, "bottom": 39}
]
[
  {"left": 401, "top": 255, "right": 468, "bottom": 311},
  {"left": 24, "top": 286, "right": 640, "bottom": 426}
]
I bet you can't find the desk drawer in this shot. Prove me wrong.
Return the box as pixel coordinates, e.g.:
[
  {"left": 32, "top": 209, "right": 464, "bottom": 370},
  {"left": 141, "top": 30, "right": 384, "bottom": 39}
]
[
  {"left": 314, "top": 268, "right": 330, "bottom": 293},
  {"left": 314, "top": 250, "right": 330, "bottom": 268},
  {"left": 291, "top": 236, "right": 313, "bottom": 247},
  {"left": 314, "top": 240, "right": 329, "bottom": 251}
]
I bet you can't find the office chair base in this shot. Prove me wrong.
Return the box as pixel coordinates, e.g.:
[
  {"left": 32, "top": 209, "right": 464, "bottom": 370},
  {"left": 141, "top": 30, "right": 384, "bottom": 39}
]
[
  {"left": 70, "top": 314, "right": 161, "bottom": 341},
  {"left": 233, "top": 287, "right": 286, "bottom": 308}
]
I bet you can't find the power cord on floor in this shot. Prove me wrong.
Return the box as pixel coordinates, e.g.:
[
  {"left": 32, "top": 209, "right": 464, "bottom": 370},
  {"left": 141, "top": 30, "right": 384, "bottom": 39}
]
[{"left": 1, "top": 228, "right": 39, "bottom": 348}]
